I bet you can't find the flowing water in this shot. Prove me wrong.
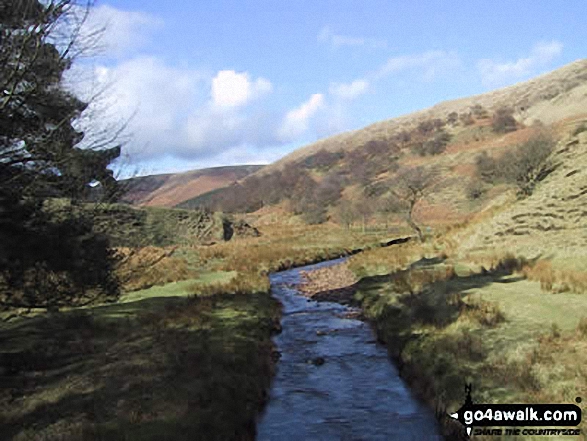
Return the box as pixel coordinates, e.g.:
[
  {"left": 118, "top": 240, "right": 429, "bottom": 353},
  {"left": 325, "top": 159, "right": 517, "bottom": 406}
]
[{"left": 257, "top": 258, "right": 442, "bottom": 441}]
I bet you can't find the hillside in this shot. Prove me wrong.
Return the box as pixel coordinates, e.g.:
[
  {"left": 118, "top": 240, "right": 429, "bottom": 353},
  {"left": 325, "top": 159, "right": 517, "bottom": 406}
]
[
  {"left": 181, "top": 60, "right": 587, "bottom": 230},
  {"left": 122, "top": 165, "right": 263, "bottom": 207},
  {"left": 266, "top": 59, "right": 587, "bottom": 171},
  {"left": 456, "top": 122, "right": 587, "bottom": 262}
]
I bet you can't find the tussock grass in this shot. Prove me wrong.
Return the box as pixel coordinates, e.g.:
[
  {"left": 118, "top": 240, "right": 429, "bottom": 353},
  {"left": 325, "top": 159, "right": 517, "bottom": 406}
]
[
  {"left": 197, "top": 223, "right": 385, "bottom": 275},
  {"left": 115, "top": 246, "right": 196, "bottom": 292},
  {"left": 521, "top": 259, "right": 587, "bottom": 294},
  {"left": 190, "top": 272, "right": 270, "bottom": 297},
  {"left": 459, "top": 296, "right": 506, "bottom": 327}
]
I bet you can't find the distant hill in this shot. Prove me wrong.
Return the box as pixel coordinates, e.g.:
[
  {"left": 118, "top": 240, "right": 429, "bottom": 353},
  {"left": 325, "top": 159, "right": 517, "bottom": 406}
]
[
  {"left": 122, "top": 165, "right": 264, "bottom": 208},
  {"left": 181, "top": 60, "right": 587, "bottom": 228}
]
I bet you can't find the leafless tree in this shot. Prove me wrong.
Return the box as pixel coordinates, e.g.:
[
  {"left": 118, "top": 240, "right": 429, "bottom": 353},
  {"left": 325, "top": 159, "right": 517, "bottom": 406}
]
[
  {"left": 388, "top": 166, "right": 439, "bottom": 241},
  {"left": 334, "top": 200, "right": 358, "bottom": 229}
]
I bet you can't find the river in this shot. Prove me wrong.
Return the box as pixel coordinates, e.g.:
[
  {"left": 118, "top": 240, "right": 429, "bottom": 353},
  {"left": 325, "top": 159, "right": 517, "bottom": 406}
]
[{"left": 257, "top": 258, "right": 442, "bottom": 440}]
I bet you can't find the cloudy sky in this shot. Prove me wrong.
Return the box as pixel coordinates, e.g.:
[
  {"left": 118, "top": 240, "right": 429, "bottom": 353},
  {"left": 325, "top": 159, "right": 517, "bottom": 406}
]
[{"left": 72, "top": 0, "right": 587, "bottom": 176}]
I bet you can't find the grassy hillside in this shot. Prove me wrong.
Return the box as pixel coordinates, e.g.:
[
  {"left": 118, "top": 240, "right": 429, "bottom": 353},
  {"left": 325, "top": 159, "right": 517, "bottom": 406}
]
[
  {"left": 122, "top": 165, "right": 263, "bottom": 208},
  {"left": 455, "top": 119, "right": 587, "bottom": 263},
  {"left": 278, "top": 115, "right": 587, "bottom": 439},
  {"left": 183, "top": 60, "right": 587, "bottom": 234}
]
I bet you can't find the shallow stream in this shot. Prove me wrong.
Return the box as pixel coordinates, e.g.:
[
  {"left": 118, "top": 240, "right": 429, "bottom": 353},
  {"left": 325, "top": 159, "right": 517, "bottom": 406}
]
[{"left": 257, "top": 258, "right": 442, "bottom": 440}]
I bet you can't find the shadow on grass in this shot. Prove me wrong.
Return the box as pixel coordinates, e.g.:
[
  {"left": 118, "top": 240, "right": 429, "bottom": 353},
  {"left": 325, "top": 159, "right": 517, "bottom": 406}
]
[
  {"left": 0, "top": 292, "right": 280, "bottom": 441},
  {"left": 357, "top": 264, "right": 522, "bottom": 335}
]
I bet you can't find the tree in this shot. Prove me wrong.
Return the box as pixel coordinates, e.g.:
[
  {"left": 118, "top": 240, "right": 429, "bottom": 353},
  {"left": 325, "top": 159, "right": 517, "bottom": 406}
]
[
  {"left": 1, "top": 0, "right": 121, "bottom": 200},
  {"left": 503, "top": 133, "right": 556, "bottom": 196},
  {"left": 354, "top": 198, "right": 374, "bottom": 233},
  {"left": 334, "top": 200, "right": 358, "bottom": 229},
  {"left": 388, "top": 166, "right": 438, "bottom": 241},
  {"left": 0, "top": 0, "right": 123, "bottom": 309}
]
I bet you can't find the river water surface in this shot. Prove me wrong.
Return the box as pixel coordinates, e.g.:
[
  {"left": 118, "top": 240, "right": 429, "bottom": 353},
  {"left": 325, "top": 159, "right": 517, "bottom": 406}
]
[{"left": 257, "top": 258, "right": 442, "bottom": 441}]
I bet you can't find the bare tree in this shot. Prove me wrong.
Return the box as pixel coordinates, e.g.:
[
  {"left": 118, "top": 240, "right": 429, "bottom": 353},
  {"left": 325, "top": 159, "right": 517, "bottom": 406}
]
[
  {"left": 388, "top": 166, "right": 439, "bottom": 241},
  {"left": 334, "top": 200, "right": 358, "bottom": 229},
  {"left": 354, "top": 198, "right": 374, "bottom": 233}
]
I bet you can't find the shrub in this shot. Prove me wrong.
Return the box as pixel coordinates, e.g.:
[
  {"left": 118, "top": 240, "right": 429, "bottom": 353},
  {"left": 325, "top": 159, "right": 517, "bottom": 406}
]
[
  {"left": 0, "top": 204, "right": 120, "bottom": 309},
  {"left": 491, "top": 107, "right": 517, "bottom": 133},
  {"left": 301, "top": 149, "right": 344, "bottom": 170},
  {"left": 459, "top": 112, "right": 474, "bottom": 126},
  {"left": 474, "top": 151, "right": 499, "bottom": 183},
  {"left": 446, "top": 112, "right": 459, "bottom": 125},
  {"left": 471, "top": 104, "right": 489, "bottom": 119},
  {"left": 301, "top": 204, "right": 328, "bottom": 225},
  {"left": 412, "top": 130, "right": 451, "bottom": 156},
  {"left": 393, "top": 130, "right": 412, "bottom": 145},
  {"left": 473, "top": 134, "right": 556, "bottom": 196},
  {"left": 417, "top": 119, "right": 437, "bottom": 136}
]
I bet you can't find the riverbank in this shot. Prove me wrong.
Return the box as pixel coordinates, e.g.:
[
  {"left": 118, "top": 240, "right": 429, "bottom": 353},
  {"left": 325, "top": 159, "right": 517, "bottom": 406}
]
[
  {"left": 299, "top": 243, "right": 587, "bottom": 441},
  {"left": 0, "top": 291, "right": 281, "bottom": 441},
  {"left": 0, "top": 224, "right": 391, "bottom": 440}
]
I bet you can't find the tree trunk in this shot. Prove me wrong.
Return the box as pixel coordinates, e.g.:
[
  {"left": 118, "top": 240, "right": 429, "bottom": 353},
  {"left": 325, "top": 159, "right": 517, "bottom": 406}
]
[{"left": 406, "top": 201, "right": 423, "bottom": 241}]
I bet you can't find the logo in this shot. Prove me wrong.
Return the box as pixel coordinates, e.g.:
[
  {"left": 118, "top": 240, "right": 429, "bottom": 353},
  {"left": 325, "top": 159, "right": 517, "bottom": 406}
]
[{"left": 449, "top": 384, "right": 582, "bottom": 438}]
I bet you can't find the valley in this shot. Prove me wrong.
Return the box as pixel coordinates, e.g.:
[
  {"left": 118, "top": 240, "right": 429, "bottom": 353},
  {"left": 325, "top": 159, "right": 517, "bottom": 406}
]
[{"left": 2, "top": 47, "right": 587, "bottom": 441}]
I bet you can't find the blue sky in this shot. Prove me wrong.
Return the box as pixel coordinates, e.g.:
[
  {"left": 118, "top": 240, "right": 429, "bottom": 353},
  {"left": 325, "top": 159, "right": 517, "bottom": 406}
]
[{"left": 76, "top": 0, "right": 587, "bottom": 176}]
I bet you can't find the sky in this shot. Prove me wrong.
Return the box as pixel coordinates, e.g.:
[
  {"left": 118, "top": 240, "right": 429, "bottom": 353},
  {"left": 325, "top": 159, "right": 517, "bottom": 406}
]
[{"left": 71, "top": 0, "right": 587, "bottom": 177}]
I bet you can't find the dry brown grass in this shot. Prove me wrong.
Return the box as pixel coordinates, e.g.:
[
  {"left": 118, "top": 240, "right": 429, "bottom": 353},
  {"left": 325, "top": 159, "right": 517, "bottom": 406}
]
[
  {"left": 196, "top": 223, "right": 383, "bottom": 275},
  {"left": 115, "top": 246, "right": 195, "bottom": 292},
  {"left": 521, "top": 259, "right": 587, "bottom": 294},
  {"left": 347, "top": 242, "right": 424, "bottom": 277},
  {"left": 459, "top": 296, "right": 506, "bottom": 327},
  {"left": 190, "top": 272, "right": 270, "bottom": 297}
]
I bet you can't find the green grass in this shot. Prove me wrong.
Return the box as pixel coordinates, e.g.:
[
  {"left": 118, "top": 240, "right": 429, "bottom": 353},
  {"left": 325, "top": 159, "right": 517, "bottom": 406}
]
[
  {"left": 0, "top": 289, "right": 279, "bottom": 441},
  {"left": 0, "top": 222, "right": 391, "bottom": 441},
  {"left": 119, "top": 271, "right": 236, "bottom": 303}
]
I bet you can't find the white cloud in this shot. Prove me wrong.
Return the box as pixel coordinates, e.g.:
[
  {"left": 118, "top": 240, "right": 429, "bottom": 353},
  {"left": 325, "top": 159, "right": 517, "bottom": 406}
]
[
  {"left": 79, "top": 57, "right": 207, "bottom": 158},
  {"left": 318, "top": 26, "right": 386, "bottom": 49},
  {"left": 73, "top": 56, "right": 283, "bottom": 164},
  {"left": 329, "top": 79, "right": 369, "bottom": 100},
  {"left": 211, "top": 70, "right": 272, "bottom": 108},
  {"left": 278, "top": 94, "right": 325, "bottom": 141},
  {"left": 478, "top": 41, "right": 563, "bottom": 86},
  {"left": 82, "top": 4, "right": 163, "bottom": 57},
  {"left": 375, "top": 50, "right": 461, "bottom": 80}
]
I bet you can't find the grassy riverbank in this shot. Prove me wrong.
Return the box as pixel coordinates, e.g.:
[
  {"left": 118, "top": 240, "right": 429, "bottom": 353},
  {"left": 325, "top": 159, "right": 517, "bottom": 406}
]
[
  {"left": 0, "top": 288, "right": 281, "bottom": 441},
  {"left": 346, "top": 243, "right": 587, "bottom": 441},
  {"left": 0, "top": 223, "right": 387, "bottom": 440}
]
